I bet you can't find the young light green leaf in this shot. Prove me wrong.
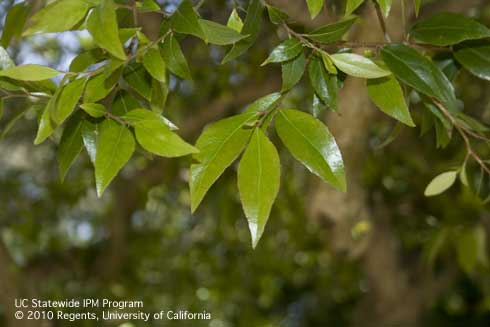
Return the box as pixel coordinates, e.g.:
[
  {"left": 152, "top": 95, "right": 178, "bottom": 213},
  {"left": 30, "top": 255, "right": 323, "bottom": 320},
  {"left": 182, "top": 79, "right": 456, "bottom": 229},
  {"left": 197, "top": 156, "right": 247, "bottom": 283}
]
[
  {"left": 34, "top": 101, "right": 57, "bottom": 145},
  {"left": 222, "top": 0, "right": 263, "bottom": 63},
  {"left": 227, "top": 9, "right": 244, "bottom": 32},
  {"left": 306, "top": 0, "right": 324, "bottom": 19},
  {"left": 52, "top": 77, "right": 87, "bottom": 124},
  {"left": 244, "top": 92, "right": 282, "bottom": 114},
  {"left": 330, "top": 53, "right": 391, "bottom": 78},
  {"left": 0, "top": 64, "right": 59, "bottom": 81},
  {"left": 266, "top": 5, "right": 288, "bottom": 25},
  {"left": 95, "top": 119, "right": 135, "bottom": 197},
  {"left": 381, "top": 44, "right": 458, "bottom": 113},
  {"left": 190, "top": 112, "right": 257, "bottom": 212},
  {"left": 123, "top": 109, "right": 197, "bottom": 157},
  {"left": 424, "top": 171, "right": 457, "bottom": 196},
  {"left": 137, "top": 0, "right": 160, "bottom": 13},
  {"left": 454, "top": 43, "right": 490, "bottom": 81},
  {"left": 58, "top": 112, "right": 85, "bottom": 181},
  {"left": 238, "top": 129, "right": 280, "bottom": 248},
  {"left": 376, "top": 0, "right": 392, "bottom": 17},
  {"left": 321, "top": 52, "right": 337, "bottom": 74},
  {"left": 410, "top": 13, "right": 490, "bottom": 46},
  {"left": 261, "top": 38, "right": 303, "bottom": 66},
  {"left": 275, "top": 109, "right": 346, "bottom": 191},
  {"left": 345, "top": 0, "right": 365, "bottom": 15},
  {"left": 169, "top": 0, "right": 205, "bottom": 40},
  {"left": 80, "top": 103, "right": 106, "bottom": 118},
  {"left": 69, "top": 48, "right": 105, "bottom": 73},
  {"left": 306, "top": 16, "right": 357, "bottom": 44},
  {"left": 199, "top": 19, "right": 249, "bottom": 45},
  {"left": 83, "top": 72, "right": 118, "bottom": 103},
  {"left": 160, "top": 34, "right": 192, "bottom": 80},
  {"left": 308, "top": 56, "right": 338, "bottom": 111},
  {"left": 1, "top": 2, "right": 30, "bottom": 47},
  {"left": 143, "top": 47, "right": 166, "bottom": 82},
  {"left": 367, "top": 75, "right": 415, "bottom": 127},
  {"left": 281, "top": 51, "right": 306, "bottom": 91},
  {"left": 87, "top": 0, "right": 127, "bottom": 60},
  {"left": 23, "top": 0, "right": 91, "bottom": 35}
]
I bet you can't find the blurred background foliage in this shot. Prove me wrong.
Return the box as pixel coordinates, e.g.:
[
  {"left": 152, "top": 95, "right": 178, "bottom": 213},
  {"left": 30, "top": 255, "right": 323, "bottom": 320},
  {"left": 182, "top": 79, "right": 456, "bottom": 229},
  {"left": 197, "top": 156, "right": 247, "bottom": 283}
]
[{"left": 2, "top": 0, "right": 490, "bottom": 326}]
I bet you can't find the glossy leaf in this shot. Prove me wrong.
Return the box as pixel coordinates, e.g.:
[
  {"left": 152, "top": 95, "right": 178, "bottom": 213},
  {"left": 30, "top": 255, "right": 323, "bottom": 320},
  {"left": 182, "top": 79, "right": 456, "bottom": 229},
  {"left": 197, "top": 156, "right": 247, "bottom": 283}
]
[
  {"left": 34, "top": 100, "right": 57, "bottom": 145},
  {"left": 82, "top": 121, "right": 98, "bottom": 164},
  {"left": 308, "top": 56, "right": 338, "bottom": 111},
  {"left": 345, "top": 0, "right": 365, "bottom": 16},
  {"left": 190, "top": 112, "right": 257, "bottom": 212},
  {"left": 367, "top": 75, "right": 415, "bottom": 126},
  {"left": 80, "top": 103, "right": 106, "bottom": 118},
  {"left": 306, "top": 16, "right": 357, "bottom": 44},
  {"left": 83, "top": 72, "right": 118, "bottom": 103},
  {"left": 261, "top": 38, "right": 303, "bottom": 66},
  {"left": 87, "top": 0, "right": 127, "bottom": 60},
  {"left": 424, "top": 171, "right": 457, "bottom": 196},
  {"left": 321, "top": 52, "right": 337, "bottom": 74},
  {"left": 123, "top": 63, "right": 152, "bottom": 100},
  {"left": 0, "top": 64, "right": 59, "bottom": 81},
  {"left": 266, "top": 5, "right": 288, "bottom": 25},
  {"left": 23, "top": 0, "right": 91, "bottom": 35},
  {"left": 275, "top": 109, "right": 346, "bottom": 191},
  {"left": 227, "top": 9, "right": 243, "bottom": 32},
  {"left": 376, "top": 0, "right": 392, "bottom": 17},
  {"left": 160, "top": 34, "right": 192, "bottom": 80},
  {"left": 199, "top": 19, "right": 248, "bottom": 45},
  {"left": 410, "top": 13, "right": 490, "bottom": 46},
  {"left": 222, "top": 0, "right": 263, "bottom": 63},
  {"left": 306, "top": 0, "right": 324, "bottom": 19},
  {"left": 95, "top": 119, "right": 135, "bottom": 197},
  {"left": 244, "top": 92, "right": 282, "bottom": 114},
  {"left": 454, "top": 43, "right": 490, "bottom": 81},
  {"left": 238, "top": 129, "right": 280, "bottom": 248},
  {"left": 1, "top": 2, "right": 30, "bottom": 47},
  {"left": 381, "top": 44, "right": 458, "bottom": 113},
  {"left": 330, "top": 53, "right": 390, "bottom": 78},
  {"left": 123, "top": 109, "right": 197, "bottom": 157},
  {"left": 169, "top": 0, "right": 205, "bottom": 40},
  {"left": 281, "top": 51, "right": 306, "bottom": 91},
  {"left": 143, "top": 47, "right": 166, "bottom": 82},
  {"left": 52, "top": 77, "right": 87, "bottom": 124},
  {"left": 58, "top": 112, "right": 85, "bottom": 181}
]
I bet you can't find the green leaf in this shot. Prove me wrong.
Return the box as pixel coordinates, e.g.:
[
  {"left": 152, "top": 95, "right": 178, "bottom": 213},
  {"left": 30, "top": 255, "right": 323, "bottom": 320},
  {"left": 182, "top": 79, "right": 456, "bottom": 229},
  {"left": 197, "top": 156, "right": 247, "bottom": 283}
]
[
  {"left": 23, "top": 0, "right": 91, "bottom": 35},
  {"left": 137, "top": 0, "right": 160, "bottom": 13},
  {"left": 95, "top": 119, "right": 135, "bottom": 197},
  {"left": 321, "top": 52, "right": 337, "bottom": 74},
  {"left": 376, "top": 0, "right": 392, "bottom": 17},
  {"left": 169, "top": 0, "right": 205, "bottom": 40},
  {"left": 112, "top": 91, "right": 140, "bottom": 116},
  {"left": 308, "top": 56, "right": 338, "bottom": 111},
  {"left": 199, "top": 19, "right": 248, "bottom": 45},
  {"left": 142, "top": 47, "right": 166, "bottom": 82},
  {"left": 281, "top": 51, "right": 306, "bottom": 91},
  {"left": 238, "top": 129, "right": 280, "bottom": 248},
  {"left": 34, "top": 99, "right": 57, "bottom": 145},
  {"left": 454, "top": 43, "right": 490, "bottom": 81},
  {"left": 457, "top": 226, "right": 488, "bottom": 274},
  {"left": 424, "top": 171, "right": 457, "bottom": 196},
  {"left": 381, "top": 44, "right": 458, "bottom": 113},
  {"left": 150, "top": 79, "right": 169, "bottom": 113},
  {"left": 306, "top": 16, "right": 357, "bottom": 44},
  {"left": 367, "top": 75, "right": 415, "bottom": 126},
  {"left": 1, "top": 2, "right": 30, "bottom": 47},
  {"left": 160, "top": 34, "right": 192, "bottom": 80},
  {"left": 0, "top": 64, "right": 59, "bottom": 81},
  {"left": 227, "top": 9, "right": 243, "bottom": 32},
  {"left": 52, "top": 77, "right": 87, "bottom": 124},
  {"left": 330, "top": 53, "right": 391, "bottom": 78},
  {"left": 83, "top": 72, "right": 118, "bottom": 103},
  {"left": 244, "top": 92, "right": 282, "bottom": 114},
  {"left": 261, "top": 38, "right": 303, "bottom": 66},
  {"left": 306, "top": 0, "right": 324, "bottom": 19},
  {"left": 80, "top": 103, "right": 106, "bottom": 118},
  {"left": 414, "top": 0, "right": 421, "bottom": 16},
  {"left": 87, "top": 0, "right": 127, "bottom": 60},
  {"left": 123, "top": 109, "right": 197, "bottom": 157},
  {"left": 275, "top": 109, "right": 346, "bottom": 191},
  {"left": 82, "top": 121, "right": 98, "bottom": 164},
  {"left": 0, "top": 46, "right": 15, "bottom": 70},
  {"left": 190, "top": 112, "right": 257, "bottom": 212},
  {"left": 58, "top": 112, "right": 85, "bottom": 181},
  {"left": 266, "top": 5, "right": 288, "bottom": 25},
  {"left": 123, "top": 63, "right": 152, "bottom": 99},
  {"left": 345, "top": 0, "right": 365, "bottom": 16},
  {"left": 69, "top": 48, "right": 105, "bottom": 73},
  {"left": 222, "top": 0, "right": 263, "bottom": 63},
  {"left": 410, "top": 13, "right": 490, "bottom": 46}
]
